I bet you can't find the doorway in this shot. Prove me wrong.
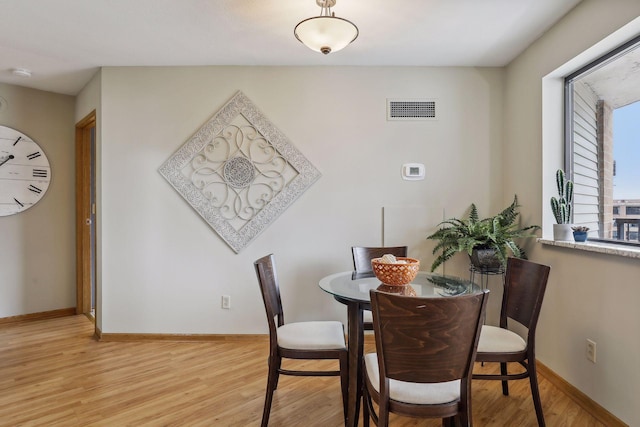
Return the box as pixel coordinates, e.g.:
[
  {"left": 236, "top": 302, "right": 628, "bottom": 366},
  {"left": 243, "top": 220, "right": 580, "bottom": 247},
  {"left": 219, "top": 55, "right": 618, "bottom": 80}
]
[{"left": 75, "top": 111, "right": 97, "bottom": 320}]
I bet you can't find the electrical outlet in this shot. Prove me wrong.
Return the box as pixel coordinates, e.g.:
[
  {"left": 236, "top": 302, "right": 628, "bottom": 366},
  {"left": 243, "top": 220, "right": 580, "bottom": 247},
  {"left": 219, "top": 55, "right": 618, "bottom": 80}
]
[
  {"left": 586, "top": 339, "right": 596, "bottom": 363},
  {"left": 222, "top": 295, "right": 231, "bottom": 309}
]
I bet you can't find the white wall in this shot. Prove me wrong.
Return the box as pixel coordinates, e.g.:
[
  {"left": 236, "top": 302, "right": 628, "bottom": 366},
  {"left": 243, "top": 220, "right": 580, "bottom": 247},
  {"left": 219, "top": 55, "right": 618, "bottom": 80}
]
[
  {"left": 94, "top": 66, "right": 504, "bottom": 333},
  {"left": 0, "top": 83, "right": 75, "bottom": 317},
  {"left": 503, "top": 0, "right": 640, "bottom": 424}
]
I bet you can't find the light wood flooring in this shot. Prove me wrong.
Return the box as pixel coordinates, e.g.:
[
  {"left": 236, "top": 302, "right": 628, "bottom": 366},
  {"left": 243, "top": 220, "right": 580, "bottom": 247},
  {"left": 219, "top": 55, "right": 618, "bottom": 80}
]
[{"left": 0, "top": 315, "right": 607, "bottom": 426}]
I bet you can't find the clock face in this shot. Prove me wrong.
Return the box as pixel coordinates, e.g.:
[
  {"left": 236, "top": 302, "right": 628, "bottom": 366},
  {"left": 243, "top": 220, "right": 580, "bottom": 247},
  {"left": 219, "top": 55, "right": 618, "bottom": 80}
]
[{"left": 0, "top": 125, "right": 51, "bottom": 216}]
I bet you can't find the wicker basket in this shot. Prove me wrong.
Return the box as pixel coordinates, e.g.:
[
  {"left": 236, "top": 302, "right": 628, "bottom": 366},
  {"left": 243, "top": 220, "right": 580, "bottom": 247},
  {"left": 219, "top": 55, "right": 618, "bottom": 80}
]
[{"left": 371, "top": 257, "right": 420, "bottom": 286}]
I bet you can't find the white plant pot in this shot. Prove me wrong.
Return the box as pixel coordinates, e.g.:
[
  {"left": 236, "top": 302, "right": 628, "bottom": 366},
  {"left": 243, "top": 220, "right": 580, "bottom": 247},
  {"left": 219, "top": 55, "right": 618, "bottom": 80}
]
[{"left": 553, "top": 224, "right": 573, "bottom": 241}]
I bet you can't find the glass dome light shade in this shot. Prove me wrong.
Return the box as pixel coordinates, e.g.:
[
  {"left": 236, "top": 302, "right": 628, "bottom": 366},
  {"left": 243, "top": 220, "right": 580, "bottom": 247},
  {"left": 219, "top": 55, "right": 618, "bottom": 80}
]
[{"left": 294, "top": 16, "right": 358, "bottom": 54}]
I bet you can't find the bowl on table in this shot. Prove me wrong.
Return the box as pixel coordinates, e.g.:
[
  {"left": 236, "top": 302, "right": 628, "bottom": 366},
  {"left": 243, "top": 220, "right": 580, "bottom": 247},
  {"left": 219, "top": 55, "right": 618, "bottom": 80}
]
[{"left": 371, "top": 256, "right": 420, "bottom": 286}]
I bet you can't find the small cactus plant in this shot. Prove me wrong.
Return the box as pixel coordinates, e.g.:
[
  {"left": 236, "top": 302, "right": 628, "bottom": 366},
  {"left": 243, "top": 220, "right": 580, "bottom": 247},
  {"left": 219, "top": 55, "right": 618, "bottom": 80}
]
[
  {"left": 572, "top": 226, "right": 589, "bottom": 232},
  {"left": 551, "top": 169, "right": 573, "bottom": 224}
]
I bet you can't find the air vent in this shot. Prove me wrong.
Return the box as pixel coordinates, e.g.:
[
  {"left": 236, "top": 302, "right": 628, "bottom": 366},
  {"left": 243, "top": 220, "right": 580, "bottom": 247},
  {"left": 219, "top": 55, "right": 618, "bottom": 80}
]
[{"left": 387, "top": 99, "right": 437, "bottom": 121}]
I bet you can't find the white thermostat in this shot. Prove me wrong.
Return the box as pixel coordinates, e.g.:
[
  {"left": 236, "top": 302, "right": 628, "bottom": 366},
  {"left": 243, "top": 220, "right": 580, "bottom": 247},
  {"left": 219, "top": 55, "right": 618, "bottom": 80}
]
[{"left": 402, "top": 163, "right": 425, "bottom": 181}]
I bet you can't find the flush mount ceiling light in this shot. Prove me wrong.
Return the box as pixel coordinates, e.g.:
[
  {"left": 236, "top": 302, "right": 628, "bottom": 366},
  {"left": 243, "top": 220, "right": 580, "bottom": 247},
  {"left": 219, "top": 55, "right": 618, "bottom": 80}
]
[{"left": 294, "top": 0, "right": 358, "bottom": 55}]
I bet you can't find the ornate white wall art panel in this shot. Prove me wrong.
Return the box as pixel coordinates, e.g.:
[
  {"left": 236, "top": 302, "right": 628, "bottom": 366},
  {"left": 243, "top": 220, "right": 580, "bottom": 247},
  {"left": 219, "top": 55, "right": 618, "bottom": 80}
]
[{"left": 159, "top": 91, "right": 321, "bottom": 253}]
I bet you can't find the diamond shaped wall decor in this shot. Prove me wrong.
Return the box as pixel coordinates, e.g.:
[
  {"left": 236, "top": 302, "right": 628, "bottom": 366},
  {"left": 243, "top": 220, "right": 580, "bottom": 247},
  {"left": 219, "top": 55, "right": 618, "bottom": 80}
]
[{"left": 159, "top": 91, "right": 321, "bottom": 253}]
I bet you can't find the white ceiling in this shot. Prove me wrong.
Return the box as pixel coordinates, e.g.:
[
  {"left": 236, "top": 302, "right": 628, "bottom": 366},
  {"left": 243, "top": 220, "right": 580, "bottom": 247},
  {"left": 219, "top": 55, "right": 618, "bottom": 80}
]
[{"left": 0, "top": 0, "right": 582, "bottom": 96}]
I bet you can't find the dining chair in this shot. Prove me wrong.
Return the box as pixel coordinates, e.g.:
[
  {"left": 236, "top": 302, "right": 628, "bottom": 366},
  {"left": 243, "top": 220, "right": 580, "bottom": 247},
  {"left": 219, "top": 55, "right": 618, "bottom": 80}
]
[
  {"left": 363, "top": 289, "right": 490, "bottom": 427},
  {"left": 472, "top": 257, "right": 551, "bottom": 427},
  {"left": 351, "top": 246, "right": 408, "bottom": 330},
  {"left": 254, "top": 254, "right": 349, "bottom": 427}
]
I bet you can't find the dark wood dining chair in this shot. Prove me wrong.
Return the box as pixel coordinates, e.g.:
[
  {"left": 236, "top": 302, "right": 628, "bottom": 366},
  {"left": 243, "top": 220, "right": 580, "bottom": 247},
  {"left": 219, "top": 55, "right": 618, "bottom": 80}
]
[
  {"left": 352, "top": 246, "right": 408, "bottom": 276},
  {"left": 351, "top": 246, "right": 408, "bottom": 330},
  {"left": 254, "top": 254, "right": 349, "bottom": 427},
  {"left": 472, "top": 257, "right": 551, "bottom": 427},
  {"left": 363, "top": 289, "right": 490, "bottom": 427}
]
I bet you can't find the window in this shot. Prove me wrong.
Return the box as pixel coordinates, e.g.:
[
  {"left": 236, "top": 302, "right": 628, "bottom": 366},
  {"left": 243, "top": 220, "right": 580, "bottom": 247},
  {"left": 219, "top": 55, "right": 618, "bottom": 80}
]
[
  {"left": 565, "top": 34, "right": 640, "bottom": 245},
  {"left": 626, "top": 206, "right": 640, "bottom": 215}
]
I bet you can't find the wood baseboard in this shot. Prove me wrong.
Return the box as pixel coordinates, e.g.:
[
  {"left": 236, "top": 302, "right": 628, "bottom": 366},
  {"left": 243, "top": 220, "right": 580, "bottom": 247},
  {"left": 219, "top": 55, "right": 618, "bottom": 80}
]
[
  {"left": 536, "top": 362, "right": 627, "bottom": 426},
  {"left": 98, "top": 333, "right": 269, "bottom": 343},
  {"left": 0, "top": 308, "right": 76, "bottom": 325}
]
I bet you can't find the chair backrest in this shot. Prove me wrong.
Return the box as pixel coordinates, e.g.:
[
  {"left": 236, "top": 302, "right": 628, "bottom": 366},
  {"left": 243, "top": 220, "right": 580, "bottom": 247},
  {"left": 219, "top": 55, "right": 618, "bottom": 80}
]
[
  {"left": 352, "top": 246, "right": 408, "bottom": 274},
  {"left": 501, "top": 257, "right": 551, "bottom": 338},
  {"left": 370, "top": 289, "right": 489, "bottom": 384},
  {"left": 254, "top": 254, "right": 285, "bottom": 338}
]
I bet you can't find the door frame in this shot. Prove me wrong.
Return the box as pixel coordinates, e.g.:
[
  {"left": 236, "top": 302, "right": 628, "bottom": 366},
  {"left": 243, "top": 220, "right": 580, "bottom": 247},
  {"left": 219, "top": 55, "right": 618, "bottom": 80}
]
[{"left": 75, "top": 111, "right": 96, "bottom": 317}]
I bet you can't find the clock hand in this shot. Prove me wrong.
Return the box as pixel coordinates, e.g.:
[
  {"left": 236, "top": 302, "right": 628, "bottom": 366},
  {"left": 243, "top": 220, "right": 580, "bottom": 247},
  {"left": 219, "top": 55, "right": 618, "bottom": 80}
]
[{"left": 0, "top": 154, "right": 14, "bottom": 167}]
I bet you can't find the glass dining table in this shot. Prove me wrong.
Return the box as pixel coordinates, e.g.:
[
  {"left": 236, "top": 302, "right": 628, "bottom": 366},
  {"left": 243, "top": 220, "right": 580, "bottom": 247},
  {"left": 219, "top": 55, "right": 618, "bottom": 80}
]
[{"left": 318, "top": 270, "right": 480, "bottom": 427}]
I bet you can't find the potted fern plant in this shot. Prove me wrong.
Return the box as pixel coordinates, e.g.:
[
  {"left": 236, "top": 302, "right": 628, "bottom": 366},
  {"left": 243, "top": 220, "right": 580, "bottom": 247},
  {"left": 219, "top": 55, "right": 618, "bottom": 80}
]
[
  {"left": 426, "top": 195, "right": 540, "bottom": 272},
  {"left": 551, "top": 169, "right": 574, "bottom": 241}
]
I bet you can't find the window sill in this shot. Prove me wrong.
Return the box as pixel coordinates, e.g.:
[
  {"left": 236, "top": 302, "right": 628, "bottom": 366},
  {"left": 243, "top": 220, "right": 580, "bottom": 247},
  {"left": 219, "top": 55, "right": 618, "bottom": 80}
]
[{"left": 538, "top": 238, "right": 640, "bottom": 260}]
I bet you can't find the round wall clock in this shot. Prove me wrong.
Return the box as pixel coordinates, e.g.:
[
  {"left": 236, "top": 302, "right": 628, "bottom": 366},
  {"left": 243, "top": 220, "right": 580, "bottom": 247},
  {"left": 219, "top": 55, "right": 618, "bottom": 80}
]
[{"left": 0, "top": 125, "right": 52, "bottom": 216}]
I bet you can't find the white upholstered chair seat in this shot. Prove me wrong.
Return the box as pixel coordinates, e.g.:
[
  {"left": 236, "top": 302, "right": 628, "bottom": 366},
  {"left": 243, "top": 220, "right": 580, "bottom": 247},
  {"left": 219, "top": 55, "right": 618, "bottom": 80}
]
[
  {"left": 277, "top": 321, "right": 346, "bottom": 350},
  {"left": 363, "top": 310, "right": 373, "bottom": 323},
  {"left": 477, "top": 325, "right": 527, "bottom": 353},
  {"left": 364, "top": 353, "right": 460, "bottom": 405}
]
